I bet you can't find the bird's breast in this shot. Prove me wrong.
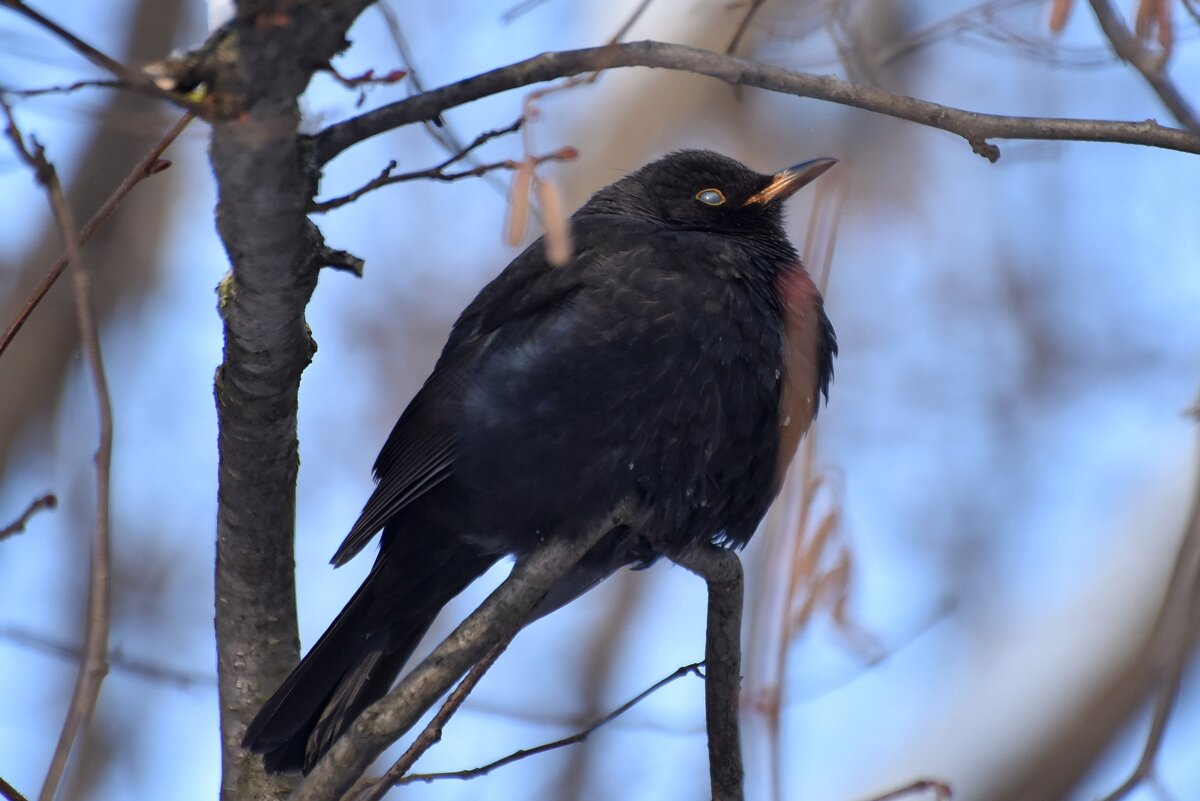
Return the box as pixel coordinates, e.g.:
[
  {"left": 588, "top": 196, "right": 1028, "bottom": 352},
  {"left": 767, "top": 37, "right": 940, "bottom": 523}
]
[{"left": 774, "top": 266, "right": 825, "bottom": 484}]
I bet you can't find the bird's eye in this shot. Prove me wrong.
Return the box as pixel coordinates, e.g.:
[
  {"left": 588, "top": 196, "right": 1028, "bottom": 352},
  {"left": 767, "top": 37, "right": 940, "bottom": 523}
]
[{"left": 695, "top": 188, "right": 726, "bottom": 206}]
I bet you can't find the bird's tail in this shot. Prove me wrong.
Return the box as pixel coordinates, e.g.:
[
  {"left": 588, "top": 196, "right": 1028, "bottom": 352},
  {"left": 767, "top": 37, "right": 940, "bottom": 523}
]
[{"left": 241, "top": 534, "right": 496, "bottom": 774}]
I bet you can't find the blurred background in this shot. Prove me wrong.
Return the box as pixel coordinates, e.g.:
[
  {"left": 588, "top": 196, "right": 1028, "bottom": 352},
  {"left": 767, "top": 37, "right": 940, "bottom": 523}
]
[{"left": 1, "top": 1, "right": 1199, "bottom": 799}]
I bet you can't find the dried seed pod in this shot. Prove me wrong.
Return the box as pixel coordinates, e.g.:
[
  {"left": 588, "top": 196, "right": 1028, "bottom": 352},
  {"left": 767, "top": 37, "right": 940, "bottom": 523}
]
[
  {"left": 1135, "top": 0, "right": 1153, "bottom": 40},
  {"left": 1048, "top": 0, "right": 1073, "bottom": 33},
  {"left": 1157, "top": 0, "right": 1174, "bottom": 61},
  {"left": 536, "top": 177, "right": 572, "bottom": 266},
  {"left": 504, "top": 158, "right": 534, "bottom": 246}
]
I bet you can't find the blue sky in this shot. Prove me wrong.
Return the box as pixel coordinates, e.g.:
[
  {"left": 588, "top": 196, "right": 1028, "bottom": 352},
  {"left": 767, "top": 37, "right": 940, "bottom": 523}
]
[{"left": 1, "top": 1, "right": 1199, "bottom": 800}]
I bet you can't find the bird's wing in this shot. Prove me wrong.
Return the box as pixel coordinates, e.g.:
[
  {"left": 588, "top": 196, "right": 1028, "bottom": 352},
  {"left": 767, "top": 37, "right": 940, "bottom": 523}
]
[
  {"left": 329, "top": 339, "right": 482, "bottom": 566},
  {"left": 330, "top": 242, "right": 596, "bottom": 567}
]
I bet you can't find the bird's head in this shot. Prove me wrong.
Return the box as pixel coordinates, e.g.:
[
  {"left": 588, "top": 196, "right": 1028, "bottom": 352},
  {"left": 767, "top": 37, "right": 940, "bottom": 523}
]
[{"left": 581, "top": 149, "right": 836, "bottom": 237}]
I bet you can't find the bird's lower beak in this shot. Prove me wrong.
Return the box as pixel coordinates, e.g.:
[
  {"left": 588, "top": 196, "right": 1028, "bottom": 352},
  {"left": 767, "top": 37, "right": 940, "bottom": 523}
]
[{"left": 743, "top": 158, "right": 838, "bottom": 206}]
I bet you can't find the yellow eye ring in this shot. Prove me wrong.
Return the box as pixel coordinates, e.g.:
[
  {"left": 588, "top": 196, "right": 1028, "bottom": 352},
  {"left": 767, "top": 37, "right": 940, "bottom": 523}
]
[{"left": 695, "top": 188, "right": 726, "bottom": 206}]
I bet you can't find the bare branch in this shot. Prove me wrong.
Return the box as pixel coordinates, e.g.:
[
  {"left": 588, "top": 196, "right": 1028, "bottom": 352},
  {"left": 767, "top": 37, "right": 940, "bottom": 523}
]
[
  {"left": 323, "top": 65, "right": 407, "bottom": 92},
  {"left": 0, "top": 0, "right": 198, "bottom": 110},
  {"left": 399, "top": 662, "right": 705, "bottom": 786},
  {"left": 0, "top": 78, "right": 123, "bottom": 98},
  {"left": 0, "top": 111, "right": 192, "bottom": 358},
  {"left": 500, "top": 0, "right": 552, "bottom": 24},
  {"left": 0, "top": 1, "right": 138, "bottom": 83},
  {"left": 0, "top": 98, "right": 115, "bottom": 801},
  {"left": 1088, "top": 0, "right": 1200, "bottom": 134},
  {"left": 670, "top": 543, "right": 746, "bottom": 801},
  {"left": 311, "top": 117, "right": 554, "bottom": 212},
  {"left": 727, "top": 0, "right": 771, "bottom": 55},
  {"left": 204, "top": 6, "right": 379, "bottom": 798},
  {"left": 351, "top": 636, "right": 515, "bottom": 801},
  {"left": 312, "top": 40, "right": 1200, "bottom": 167},
  {"left": 0, "top": 493, "right": 56, "bottom": 542},
  {"left": 0, "top": 624, "right": 213, "bottom": 689},
  {"left": 291, "top": 501, "right": 637, "bottom": 801},
  {"left": 1183, "top": 0, "right": 1200, "bottom": 26},
  {"left": 374, "top": 3, "right": 474, "bottom": 171},
  {"left": 607, "top": 0, "right": 655, "bottom": 44},
  {"left": 0, "top": 776, "right": 29, "bottom": 801}
]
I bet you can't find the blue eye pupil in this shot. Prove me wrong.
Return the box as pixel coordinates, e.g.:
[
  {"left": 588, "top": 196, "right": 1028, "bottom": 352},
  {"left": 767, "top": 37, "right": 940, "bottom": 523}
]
[{"left": 698, "top": 189, "right": 724, "bottom": 205}]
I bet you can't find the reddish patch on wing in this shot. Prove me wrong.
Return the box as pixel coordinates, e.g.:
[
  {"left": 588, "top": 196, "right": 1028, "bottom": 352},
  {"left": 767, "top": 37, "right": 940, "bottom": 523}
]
[{"left": 774, "top": 265, "right": 824, "bottom": 484}]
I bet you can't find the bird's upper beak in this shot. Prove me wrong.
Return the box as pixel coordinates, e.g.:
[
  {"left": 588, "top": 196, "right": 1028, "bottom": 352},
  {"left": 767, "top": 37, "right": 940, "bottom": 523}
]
[{"left": 743, "top": 158, "right": 838, "bottom": 206}]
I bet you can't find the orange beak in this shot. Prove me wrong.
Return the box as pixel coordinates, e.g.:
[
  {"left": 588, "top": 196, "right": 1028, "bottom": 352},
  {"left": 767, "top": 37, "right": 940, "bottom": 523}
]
[{"left": 743, "top": 158, "right": 837, "bottom": 206}]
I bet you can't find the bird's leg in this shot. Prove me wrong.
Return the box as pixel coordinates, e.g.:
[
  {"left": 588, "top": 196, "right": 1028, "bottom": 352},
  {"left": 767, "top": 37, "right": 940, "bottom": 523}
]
[{"left": 671, "top": 542, "right": 745, "bottom": 801}]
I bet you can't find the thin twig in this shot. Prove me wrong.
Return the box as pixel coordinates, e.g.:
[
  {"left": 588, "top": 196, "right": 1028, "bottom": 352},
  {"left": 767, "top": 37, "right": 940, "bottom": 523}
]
[
  {"left": 510, "top": 0, "right": 655, "bottom": 186},
  {"left": 0, "top": 111, "right": 192, "bottom": 358},
  {"left": 0, "top": 494, "right": 56, "bottom": 542},
  {"left": 1088, "top": 0, "right": 1200, "bottom": 134},
  {"left": 1182, "top": 0, "right": 1200, "bottom": 25},
  {"left": 0, "top": 1, "right": 133, "bottom": 81},
  {"left": 352, "top": 635, "right": 515, "bottom": 801},
  {"left": 0, "top": 78, "right": 123, "bottom": 98},
  {"left": 855, "top": 778, "right": 953, "bottom": 801},
  {"left": 0, "top": 624, "right": 213, "bottom": 689},
  {"left": 292, "top": 501, "right": 637, "bottom": 801},
  {"left": 1098, "top": 405, "right": 1200, "bottom": 801},
  {"left": 401, "top": 662, "right": 705, "bottom": 785},
  {"left": 312, "top": 41, "right": 1200, "bottom": 167},
  {"left": 554, "top": 572, "right": 649, "bottom": 799},
  {"left": 324, "top": 65, "right": 407, "bottom": 92},
  {"left": 315, "top": 148, "right": 577, "bottom": 213},
  {"left": 0, "top": 98, "right": 115, "bottom": 801},
  {"left": 870, "top": 0, "right": 1046, "bottom": 70},
  {"left": 500, "top": 0, "right": 552, "bottom": 24},
  {"left": 517, "top": 0, "right": 657, "bottom": 115},
  {"left": 608, "top": 0, "right": 655, "bottom": 44},
  {"left": 311, "top": 117, "right": 540, "bottom": 212},
  {"left": 727, "top": 0, "right": 771, "bottom": 54},
  {"left": 0, "top": 0, "right": 199, "bottom": 111},
  {"left": 373, "top": 1, "right": 511, "bottom": 194}
]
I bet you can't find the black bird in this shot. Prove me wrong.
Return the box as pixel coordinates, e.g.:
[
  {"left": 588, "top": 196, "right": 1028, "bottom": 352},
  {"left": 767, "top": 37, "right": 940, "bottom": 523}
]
[{"left": 243, "top": 149, "right": 837, "bottom": 773}]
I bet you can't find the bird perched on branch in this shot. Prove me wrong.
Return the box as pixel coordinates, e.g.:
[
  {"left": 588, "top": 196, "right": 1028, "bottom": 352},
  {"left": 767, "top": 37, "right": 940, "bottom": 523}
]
[{"left": 243, "top": 149, "right": 837, "bottom": 774}]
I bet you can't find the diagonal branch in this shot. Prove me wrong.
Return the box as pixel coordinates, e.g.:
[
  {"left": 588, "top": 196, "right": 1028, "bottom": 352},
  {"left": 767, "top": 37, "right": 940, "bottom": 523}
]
[
  {"left": 291, "top": 501, "right": 636, "bottom": 801},
  {"left": 0, "top": 776, "right": 29, "bottom": 801},
  {"left": 0, "top": 0, "right": 141, "bottom": 85},
  {"left": 0, "top": 0, "right": 201, "bottom": 111},
  {"left": 0, "top": 98, "right": 115, "bottom": 801},
  {"left": 350, "top": 635, "right": 515, "bottom": 801},
  {"left": 1088, "top": 0, "right": 1200, "bottom": 135},
  {"left": 311, "top": 40, "right": 1200, "bottom": 166},
  {"left": 0, "top": 111, "right": 191, "bottom": 359},
  {"left": 726, "top": 0, "right": 771, "bottom": 55}
]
